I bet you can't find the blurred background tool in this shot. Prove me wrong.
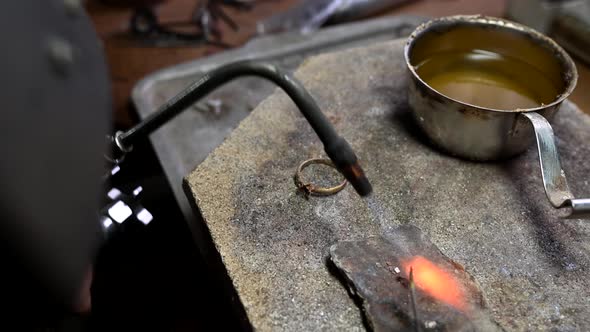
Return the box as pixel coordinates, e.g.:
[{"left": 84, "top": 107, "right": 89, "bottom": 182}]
[
  {"left": 507, "top": 0, "right": 590, "bottom": 65},
  {"left": 113, "top": 0, "right": 260, "bottom": 46},
  {"left": 257, "top": 0, "right": 414, "bottom": 34}
]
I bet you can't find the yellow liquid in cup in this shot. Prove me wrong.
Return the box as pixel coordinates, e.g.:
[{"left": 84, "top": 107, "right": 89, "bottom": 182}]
[{"left": 415, "top": 50, "right": 560, "bottom": 110}]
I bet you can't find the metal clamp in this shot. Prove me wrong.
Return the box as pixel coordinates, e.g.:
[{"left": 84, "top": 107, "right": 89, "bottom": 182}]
[{"left": 104, "top": 131, "right": 133, "bottom": 165}]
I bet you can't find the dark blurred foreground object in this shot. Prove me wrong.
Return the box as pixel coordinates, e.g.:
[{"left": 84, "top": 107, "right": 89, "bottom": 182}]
[
  {"left": 256, "top": 0, "right": 414, "bottom": 34},
  {"left": 507, "top": 0, "right": 590, "bottom": 65},
  {"left": 0, "top": 0, "right": 109, "bottom": 319}
]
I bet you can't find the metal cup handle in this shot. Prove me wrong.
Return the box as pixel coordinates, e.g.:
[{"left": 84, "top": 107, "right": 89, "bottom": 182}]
[{"left": 522, "top": 112, "right": 590, "bottom": 219}]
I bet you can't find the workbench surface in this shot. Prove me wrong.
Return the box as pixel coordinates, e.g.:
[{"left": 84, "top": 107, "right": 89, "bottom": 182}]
[{"left": 185, "top": 39, "right": 590, "bottom": 331}]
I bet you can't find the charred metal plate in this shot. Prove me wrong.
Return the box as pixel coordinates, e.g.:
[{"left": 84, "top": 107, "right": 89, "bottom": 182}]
[{"left": 330, "top": 225, "right": 500, "bottom": 331}]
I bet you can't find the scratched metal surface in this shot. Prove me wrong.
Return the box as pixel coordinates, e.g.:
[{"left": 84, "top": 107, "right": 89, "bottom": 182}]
[
  {"left": 185, "top": 39, "right": 590, "bottom": 331},
  {"left": 330, "top": 224, "right": 500, "bottom": 331}
]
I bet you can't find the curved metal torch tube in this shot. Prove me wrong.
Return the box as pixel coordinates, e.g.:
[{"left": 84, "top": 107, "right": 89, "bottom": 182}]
[{"left": 116, "top": 60, "right": 372, "bottom": 196}]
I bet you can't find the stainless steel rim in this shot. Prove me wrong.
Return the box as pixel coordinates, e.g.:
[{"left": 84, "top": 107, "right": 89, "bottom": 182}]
[{"left": 404, "top": 15, "right": 578, "bottom": 114}]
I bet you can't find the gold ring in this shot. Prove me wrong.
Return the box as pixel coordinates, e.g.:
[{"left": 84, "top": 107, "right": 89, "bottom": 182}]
[{"left": 293, "top": 158, "right": 347, "bottom": 198}]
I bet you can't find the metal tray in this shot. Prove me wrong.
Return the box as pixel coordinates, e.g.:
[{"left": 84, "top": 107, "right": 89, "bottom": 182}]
[{"left": 132, "top": 15, "right": 426, "bottom": 220}]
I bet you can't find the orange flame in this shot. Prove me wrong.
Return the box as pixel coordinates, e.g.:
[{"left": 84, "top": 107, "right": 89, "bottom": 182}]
[{"left": 403, "top": 256, "right": 466, "bottom": 311}]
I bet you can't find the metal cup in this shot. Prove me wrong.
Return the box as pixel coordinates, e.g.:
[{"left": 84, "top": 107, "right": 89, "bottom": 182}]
[{"left": 404, "top": 15, "right": 589, "bottom": 218}]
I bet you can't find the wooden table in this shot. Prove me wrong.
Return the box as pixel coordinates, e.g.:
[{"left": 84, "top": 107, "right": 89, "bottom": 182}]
[{"left": 87, "top": 0, "right": 589, "bottom": 127}]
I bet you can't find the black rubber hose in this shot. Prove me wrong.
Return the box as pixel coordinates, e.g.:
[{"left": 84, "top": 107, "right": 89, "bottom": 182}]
[{"left": 117, "top": 61, "right": 372, "bottom": 196}]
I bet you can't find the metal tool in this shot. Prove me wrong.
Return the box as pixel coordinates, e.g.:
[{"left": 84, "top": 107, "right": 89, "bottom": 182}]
[
  {"left": 405, "top": 16, "right": 589, "bottom": 218},
  {"left": 256, "top": 0, "right": 412, "bottom": 34},
  {"left": 131, "top": 15, "right": 424, "bottom": 221},
  {"left": 111, "top": 61, "right": 372, "bottom": 196},
  {"left": 129, "top": 0, "right": 255, "bottom": 47},
  {"left": 523, "top": 112, "right": 590, "bottom": 218},
  {"left": 328, "top": 0, "right": 414, "bottom": 24}
]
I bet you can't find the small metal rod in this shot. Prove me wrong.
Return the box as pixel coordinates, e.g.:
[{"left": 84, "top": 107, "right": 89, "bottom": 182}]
[
  {"left": 409, "top": 267, "right": 421, "bottom": 332},
  {"left": 115, "top": 60, "right": 372, "bottom": 196}
]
